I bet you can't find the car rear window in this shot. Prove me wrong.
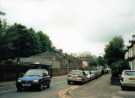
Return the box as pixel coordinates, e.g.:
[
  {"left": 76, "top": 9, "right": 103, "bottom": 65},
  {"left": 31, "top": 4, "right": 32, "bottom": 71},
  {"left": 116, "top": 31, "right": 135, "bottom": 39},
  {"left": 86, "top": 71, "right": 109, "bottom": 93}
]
[
  {"left": 70, "top": 70, "right": 83, "bottom": 75},
  {"left": 125, "top": 71, "right": 135, "bottom": 76}
]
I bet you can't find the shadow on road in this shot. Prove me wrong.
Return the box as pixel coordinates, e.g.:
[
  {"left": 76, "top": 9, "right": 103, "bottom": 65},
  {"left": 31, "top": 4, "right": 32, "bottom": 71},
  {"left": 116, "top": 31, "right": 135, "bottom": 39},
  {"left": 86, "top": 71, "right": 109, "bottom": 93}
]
[
  {"left": 110, "top": 76, "right": 120, "bottom": 86},
  {"left": 123, "top": 87, "right": 135, "bottom": 91}
]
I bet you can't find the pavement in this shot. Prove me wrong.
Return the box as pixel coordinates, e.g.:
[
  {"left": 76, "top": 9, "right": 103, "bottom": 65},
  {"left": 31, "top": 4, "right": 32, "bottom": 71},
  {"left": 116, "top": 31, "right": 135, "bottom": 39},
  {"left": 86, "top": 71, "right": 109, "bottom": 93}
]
[
  {"left": 0, "top": 81, "right": 16, "bottom": 94},
  {"left": 0, "top": 81, "right": 15, "bottom": 87}
]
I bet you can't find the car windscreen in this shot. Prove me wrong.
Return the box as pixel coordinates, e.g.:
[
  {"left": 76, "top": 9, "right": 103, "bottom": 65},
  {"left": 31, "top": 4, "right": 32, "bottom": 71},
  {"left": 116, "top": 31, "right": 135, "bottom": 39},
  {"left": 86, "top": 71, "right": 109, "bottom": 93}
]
[
  {"left": 70, "top": 70, "right": 83, "bottom": 75},
  {"left": 84, "top": 71, "right": 89, "bottom": 74},
  {"left": 125, "top": 71, "right": 135, "bottom": 76},
  {"left": 24, "top": 70, "right": 43, "bottom": 76}
]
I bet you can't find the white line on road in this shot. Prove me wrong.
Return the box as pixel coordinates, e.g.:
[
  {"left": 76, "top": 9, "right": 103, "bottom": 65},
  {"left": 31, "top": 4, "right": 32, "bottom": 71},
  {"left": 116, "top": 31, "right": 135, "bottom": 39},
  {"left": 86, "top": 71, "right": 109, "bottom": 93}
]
[{"left": 58, "top": 86, "right": 79, "bottom": 98}]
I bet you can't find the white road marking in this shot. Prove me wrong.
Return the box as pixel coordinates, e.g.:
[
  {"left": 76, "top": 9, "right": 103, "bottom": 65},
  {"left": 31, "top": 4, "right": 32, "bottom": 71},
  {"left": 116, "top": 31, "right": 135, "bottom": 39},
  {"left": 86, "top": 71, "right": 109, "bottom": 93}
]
[{"left": 58, "top": 86, "right": 79, "bottom": 98}]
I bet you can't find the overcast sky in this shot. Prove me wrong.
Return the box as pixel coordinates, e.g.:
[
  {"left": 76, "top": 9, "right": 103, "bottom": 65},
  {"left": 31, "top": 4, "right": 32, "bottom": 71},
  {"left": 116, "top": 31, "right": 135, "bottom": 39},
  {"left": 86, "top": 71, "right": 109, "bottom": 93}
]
[{"left": 0, "top": 0, "right": 135, "bottom": 56}]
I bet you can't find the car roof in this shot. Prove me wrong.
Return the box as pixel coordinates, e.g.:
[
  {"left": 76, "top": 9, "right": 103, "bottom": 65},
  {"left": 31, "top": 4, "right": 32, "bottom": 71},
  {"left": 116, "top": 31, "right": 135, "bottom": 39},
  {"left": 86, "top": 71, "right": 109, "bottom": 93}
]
[
  {"left": 123, "top": 70, "right": 135, "bottom": 72},
  {"left": 84, "top": 70, "right": 89, "bottom": 72},
  {"left": 28, "top": 69, "right": 48, "bottom": 72},
  {"left": 71, "top": 69, "right": 82, "bottom": 71}
]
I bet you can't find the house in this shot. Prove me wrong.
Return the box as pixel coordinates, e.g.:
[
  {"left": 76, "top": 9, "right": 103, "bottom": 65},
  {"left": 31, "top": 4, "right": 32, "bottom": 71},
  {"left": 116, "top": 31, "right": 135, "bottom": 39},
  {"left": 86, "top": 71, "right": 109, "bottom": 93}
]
[
  {"left": 20, "top": 51, "right": 81, "bottom": 75},
  {"left": 125, "top": 35, "right": 135, "bottom": 70}
]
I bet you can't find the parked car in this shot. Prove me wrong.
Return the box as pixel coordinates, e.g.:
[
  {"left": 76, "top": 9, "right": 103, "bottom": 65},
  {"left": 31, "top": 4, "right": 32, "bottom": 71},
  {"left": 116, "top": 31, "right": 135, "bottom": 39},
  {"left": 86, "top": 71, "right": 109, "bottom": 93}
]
[
  {"left": 67, "top": 70, "right": 88, "bottom": 84},
  {"left": 16, "top": 69, "right": 51, "bottom": 91},
  {"left": 91, "top": 70, "right": 99, "bottom": 78},
  {"left": 84, "top": 70, "right": 91, "bottom": 81},
  {"left": 90, "top": 70, "right": 96, "bottom": 80},
  {"left": 120, "top": 70, "right": 135, "bottom": 90},
  {"left": 103, "top": 67, "right": 111, "bottom": 74}
]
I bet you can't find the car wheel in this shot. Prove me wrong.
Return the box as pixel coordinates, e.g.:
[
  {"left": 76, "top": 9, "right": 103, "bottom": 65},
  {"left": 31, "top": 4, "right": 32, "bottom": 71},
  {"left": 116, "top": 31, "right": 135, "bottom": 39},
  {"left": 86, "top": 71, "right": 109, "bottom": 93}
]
[
  {"left": 79, "top": 81, "right": 84, "bottom": 85},
  {"left": 39, "top": 84, "right": 44, "bottom": 91},
  {"left": 67, "top": 81, "right": 71, "bottom": 85},
  {"left": 46, "top": 83, "right": 50, "bottom": 88},
  {"left": 121, "top": 85, "right": 126, "bottom": 90}
]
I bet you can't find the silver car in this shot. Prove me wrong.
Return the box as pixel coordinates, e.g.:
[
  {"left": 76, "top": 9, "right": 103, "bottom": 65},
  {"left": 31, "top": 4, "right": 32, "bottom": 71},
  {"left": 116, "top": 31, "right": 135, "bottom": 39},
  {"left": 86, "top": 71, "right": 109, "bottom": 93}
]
[
  {"left": 67, "top": 70, "right": 88, "bottom": 84},
  {"left": 84, "top": 71, "right": 91, "bottom": 81}
]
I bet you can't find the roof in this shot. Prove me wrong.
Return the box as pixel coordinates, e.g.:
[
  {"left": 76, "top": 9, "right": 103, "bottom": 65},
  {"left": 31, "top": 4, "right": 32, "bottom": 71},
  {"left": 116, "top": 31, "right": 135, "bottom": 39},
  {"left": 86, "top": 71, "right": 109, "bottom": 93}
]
[{"left": 123, "top": 70, "right": 135, "bottom": 72}]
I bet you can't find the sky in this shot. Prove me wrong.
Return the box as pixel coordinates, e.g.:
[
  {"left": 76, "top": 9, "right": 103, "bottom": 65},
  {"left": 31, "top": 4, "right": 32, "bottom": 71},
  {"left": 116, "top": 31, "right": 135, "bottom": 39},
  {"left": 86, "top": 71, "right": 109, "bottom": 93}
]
[{"left": 0, "top": 0, "right": 135, "bottom": 56}]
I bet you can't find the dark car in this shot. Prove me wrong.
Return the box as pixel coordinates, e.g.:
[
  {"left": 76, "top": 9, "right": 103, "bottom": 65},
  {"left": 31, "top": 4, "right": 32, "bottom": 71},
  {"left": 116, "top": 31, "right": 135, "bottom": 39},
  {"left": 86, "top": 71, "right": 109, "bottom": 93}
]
[{"left": 16, "top": 69, "right": 51, "bottom": 91}]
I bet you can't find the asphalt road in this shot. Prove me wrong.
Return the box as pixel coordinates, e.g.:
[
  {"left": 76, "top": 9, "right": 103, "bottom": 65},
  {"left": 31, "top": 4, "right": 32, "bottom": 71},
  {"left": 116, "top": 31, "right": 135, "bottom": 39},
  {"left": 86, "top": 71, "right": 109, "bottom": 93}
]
[
  {"left": 71, "top": 74, "right": 135, "bottom": 98},
  {"left": 0, "top": 76, "right": 71, "bottom": 98},
  {"left": 1, "top": 74, "right": 135, "bottom": 98}
]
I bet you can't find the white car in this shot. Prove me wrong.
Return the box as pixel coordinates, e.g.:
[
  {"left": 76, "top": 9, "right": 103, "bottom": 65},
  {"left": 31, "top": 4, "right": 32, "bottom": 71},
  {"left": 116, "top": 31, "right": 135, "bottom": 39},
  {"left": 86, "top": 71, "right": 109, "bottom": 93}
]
[
  {"left": 90, "top": 70, "right": 97, "bottom": 79},
  {"left": 120, "top": 70, "right": 135, "bottom": 90},
  {"left": 84, "top": 71, "right": 91, "bottom": 81}
]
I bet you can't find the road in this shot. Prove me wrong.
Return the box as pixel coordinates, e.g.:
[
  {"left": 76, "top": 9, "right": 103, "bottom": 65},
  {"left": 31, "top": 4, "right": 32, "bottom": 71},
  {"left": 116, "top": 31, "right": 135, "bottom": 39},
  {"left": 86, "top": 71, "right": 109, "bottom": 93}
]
[
  {"left": 70, "top": 74, "right": 135, "bottom": 98},
  {"left": 1, "top": 74, "right": 135, "bottom": 98},
  {"left": 0, "top": 76, "right": 71, "bottom": 98}
]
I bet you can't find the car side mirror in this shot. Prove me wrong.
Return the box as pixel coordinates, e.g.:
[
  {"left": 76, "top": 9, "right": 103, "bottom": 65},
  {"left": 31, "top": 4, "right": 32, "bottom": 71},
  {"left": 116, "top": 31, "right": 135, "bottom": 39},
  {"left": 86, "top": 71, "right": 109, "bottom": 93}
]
[{"left": 43, "top": 73, "right": 47, "bottom": 77}]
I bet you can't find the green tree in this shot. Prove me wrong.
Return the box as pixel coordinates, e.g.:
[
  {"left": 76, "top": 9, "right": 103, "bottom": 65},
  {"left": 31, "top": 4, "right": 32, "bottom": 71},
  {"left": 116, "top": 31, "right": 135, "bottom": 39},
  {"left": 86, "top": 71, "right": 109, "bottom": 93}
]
[
  {"left": 104, "top": 36, "right": 125, "bottom": 65},
  {"left": 36, "top": 31, "right": 52, "bottom": 52},
  {"left": 0, "top": 11, "right": 5, "bottom": 16},
  {"left": 0, "top": 20, "right": 17, "bottom": 60},
  {"left": 7, "top": 23, "right": 41, "bottom": 63},
  {"left": 104, "top": 36, "right": 129, "bottom": 76},
  {"left": 96, "top": 56, "right": 106, "bottom": 66},
  {"left": 0, "top": 20, "right": 54, "bottom": 63}
]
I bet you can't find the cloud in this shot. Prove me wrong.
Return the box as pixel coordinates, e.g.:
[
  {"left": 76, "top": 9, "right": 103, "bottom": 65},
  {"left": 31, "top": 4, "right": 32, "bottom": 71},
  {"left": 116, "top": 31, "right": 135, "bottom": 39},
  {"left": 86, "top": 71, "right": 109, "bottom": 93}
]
[{"left": 1, "top": 0, "right": 135, "bottom": 55}]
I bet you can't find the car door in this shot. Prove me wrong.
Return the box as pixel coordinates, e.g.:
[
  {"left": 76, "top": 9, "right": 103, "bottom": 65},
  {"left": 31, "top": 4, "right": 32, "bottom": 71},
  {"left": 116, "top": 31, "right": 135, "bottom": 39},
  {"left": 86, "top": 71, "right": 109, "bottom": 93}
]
[
  {"left": 82, "top": 71, "right": 88, "bottom": 82},
  {"left": 43, "top": 71, "right": 50, "bottom": 85}
]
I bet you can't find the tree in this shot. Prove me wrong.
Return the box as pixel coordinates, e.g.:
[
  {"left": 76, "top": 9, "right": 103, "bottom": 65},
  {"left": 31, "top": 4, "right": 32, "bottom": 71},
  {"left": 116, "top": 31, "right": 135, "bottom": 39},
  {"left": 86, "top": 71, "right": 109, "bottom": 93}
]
[
  {"left": 0, "top": 20, "right": 17, "bottom": 60},
  {"left": 0, "top": 19, "right": 54, "bottom": 63},
  {"left": 7, "top": 23, "right": 42, "bottom": 63},
  {"left": 36, "top": 31, "right": 52, "bottom": 52},
  {"left": 96, "top": 56, "right": 106, "bottom": 66},
  {"left": 104, "top": 36, "right": 130, "bottom": 76},
  {"left": 0, "top": 11, "right": 5, "bottom": 16},
  {"left": 104, "top": 36, "right": 125, "bottom": 65}
]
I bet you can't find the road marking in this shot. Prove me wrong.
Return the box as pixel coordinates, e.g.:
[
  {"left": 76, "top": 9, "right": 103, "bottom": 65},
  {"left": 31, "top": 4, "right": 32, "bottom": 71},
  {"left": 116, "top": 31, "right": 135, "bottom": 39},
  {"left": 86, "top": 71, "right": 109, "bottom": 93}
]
[{"left": 58, "top": 86, "right": 79, "bottom": 98}]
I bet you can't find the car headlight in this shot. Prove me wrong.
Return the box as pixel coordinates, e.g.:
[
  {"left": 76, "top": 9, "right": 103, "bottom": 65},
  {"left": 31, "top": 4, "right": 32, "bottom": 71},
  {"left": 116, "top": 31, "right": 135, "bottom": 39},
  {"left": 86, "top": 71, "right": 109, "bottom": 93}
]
[
  {"left": 17, "top": 79, "right": 22, "bottom": 82},
  {"left": 33, "top": 80, "right": 39, "bottom": 83}
]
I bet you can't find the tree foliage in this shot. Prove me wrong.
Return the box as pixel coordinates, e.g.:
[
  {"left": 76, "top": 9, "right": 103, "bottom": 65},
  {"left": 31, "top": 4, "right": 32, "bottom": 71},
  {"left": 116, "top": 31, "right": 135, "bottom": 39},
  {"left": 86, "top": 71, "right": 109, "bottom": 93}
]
[
  {"left": 36, "top": 31, "right": 52, "bottom": 52},
  {"left": 0, "top": 20, "right": 54, "bottom": 63},
  {"left": 104, "top": 36, "right": 130, "bottom": 75},
  {"left": 96, "top": 56, "right": 106, "bottom": 66},
  {"left": 104, "top": 36, "right": 125, "bottom": 65},
  {"left": 0, "top": 11, "right": 5, "bottom": 16}
]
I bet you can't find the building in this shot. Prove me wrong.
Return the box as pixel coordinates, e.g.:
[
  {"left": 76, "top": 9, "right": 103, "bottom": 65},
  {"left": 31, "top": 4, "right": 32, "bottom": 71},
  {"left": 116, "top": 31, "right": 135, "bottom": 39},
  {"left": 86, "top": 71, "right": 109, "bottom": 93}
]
[
  {"left": 20, "top": 51, "right": 82, "bottom": 75},
  {"left": 125, "top": 35, "right": 135, "bottom": 70}
]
